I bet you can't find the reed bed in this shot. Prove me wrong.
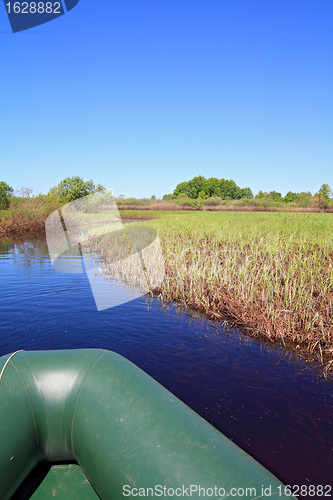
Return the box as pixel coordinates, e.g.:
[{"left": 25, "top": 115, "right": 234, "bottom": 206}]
[
  {"left": 78, "top": 210, "right": 333, "bottom": 374},
  {"left": 130, "top": 211, "right": 333, "bottom": 374},
  {"left": 118, "top": 204, "right": 329, "bottom": 212}
]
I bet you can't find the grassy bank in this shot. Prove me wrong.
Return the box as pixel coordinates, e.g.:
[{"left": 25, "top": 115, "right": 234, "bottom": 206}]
[
  {"left": 119, "top": 210, "right": 333, "bottom": 373},
  {"left": 0, "top": 194, "right": 330, "bottom": 238},
  {"left": 0, "top": 196, "right": 59, "bottom": 236}
]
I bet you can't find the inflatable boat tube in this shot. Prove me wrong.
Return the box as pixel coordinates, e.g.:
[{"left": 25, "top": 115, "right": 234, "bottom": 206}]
[{"left": 0, "top": 349, "right": 292, "bottom": 499}]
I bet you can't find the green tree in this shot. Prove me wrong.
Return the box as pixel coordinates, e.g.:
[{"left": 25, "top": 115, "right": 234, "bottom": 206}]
[
  {"left": 269, "top": 191, "right": 282, "bottom": 201},
  {"left": 318, "top": 184, "right": 332, "bottom": 210},
  {"left": 49, "top": 176, "right": 105, "bottom": 203},
  {"left": 186, "top": 176, "right": 207, "bottom": 198},
  {"left": 240, "top": 187, "right": 254, "bottom": 199},
  {"left": 295, "top": 191, "right": 312, "bottom": 208},
  {"left": 283, "top": 191, "right": 298, "bottom": 203},
  {"left": 198, "top": 190, "right": 208, "bottom": 199},
  {"left": 172, "top": 176, "right": 252, "bottom": 200},
  {"left": 206, "top": 178, "right": 221, "bottom": 198},
  {"left": 255, "top": 190, "right": 266, "bottom": 199},
  {"left": 0, "top": 181, "right": 14, "bottom": 209},
  {"left": 225, "top": 179, "right": 241, "bottom": 199},
  {"left": 172, "top": 181, "right": 191, "bottom": 198},
  {"left": 219, "top": 179, "right": 231, "bottom": 199}
]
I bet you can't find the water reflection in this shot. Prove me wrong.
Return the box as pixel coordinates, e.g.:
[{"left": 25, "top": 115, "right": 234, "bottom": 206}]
[{"left": 0, "top": 237, "right": 50, "bottom": 264}]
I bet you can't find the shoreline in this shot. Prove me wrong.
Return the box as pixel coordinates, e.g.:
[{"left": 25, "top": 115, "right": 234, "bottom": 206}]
[
  {"left": 2, "top": 210, "right": 332, "bottom": 376},
  {"left": 150, "top": 286, "right": 331, "bottom": 377}
]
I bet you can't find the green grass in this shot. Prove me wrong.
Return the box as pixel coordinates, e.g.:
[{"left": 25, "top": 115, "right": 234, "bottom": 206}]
[{"left": 122, "top": 210, "right": 333, "bottom": 372}]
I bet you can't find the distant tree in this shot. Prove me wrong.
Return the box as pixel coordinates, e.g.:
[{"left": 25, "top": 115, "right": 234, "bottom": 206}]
[
  {"left": 162, "top": 194, "right": 173, "bottom": 200},
  {"left": 172, "top": 176, "right": 253, "bottom": 200},
  {"left": 186, "top": 176, "right": 207, "bottom": 198},
  {"left": 49, "top": 176, "right": 105, "bottom": 203},
  {"left": 221, "top": 179, "right": 241, "bottom": 199},
  {"left": 240, "top": 187, "right": 254, "bottom": 199},
  {"left": 255, "top": 190, "right": 266, "bottom": 199},
  {"left": 218, "top": 179, "right": 232, "bottom": 199},
  {"left": 206, "top": 178, "right": 221, "bottom": 198},
  {"left": 96, "top": 183, "right": 105, "bottom": 192},
  {"left": 318, "top": 184, "right": 332, "bottom": 210},
  {"left": 172, "top": 181, "right": 192, "bottom": 198},
  {"left": 295, "top": 191, "right": 312, "bottom": 208},
  {"left": 18, "top": 187, "right": 33, "bottom": 198},
  {"left": 0, "top": 181, "right": 14, "bottom": 209},
  {"left": 151, "top": 195, "right": 156, "bottom": 201},
  {"left": 173, "top": 176, "right": 208, "bottom": 198},
  {"left": 269, "top": 191, "right": 282, "bottom": 201},
  {"left": 283, "top": 191, "right": 298, "bottom": 203},
  {"left": 198, "top": 190, "right": 208, "bottom": 199}
]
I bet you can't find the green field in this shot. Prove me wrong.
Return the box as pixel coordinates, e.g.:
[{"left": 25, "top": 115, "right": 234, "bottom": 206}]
[{"left": 120, "top": 210, "right": 333, "bottom": 373}]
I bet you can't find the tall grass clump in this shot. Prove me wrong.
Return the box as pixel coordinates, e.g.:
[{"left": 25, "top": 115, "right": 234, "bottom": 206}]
[{"left": 136, "top": 211, "right": 333, "bottom": 374}]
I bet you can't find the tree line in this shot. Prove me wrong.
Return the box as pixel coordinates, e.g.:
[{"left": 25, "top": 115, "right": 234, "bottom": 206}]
[
  {"left": 163, "top": 176, "right": 332, "bottom": 209},
  {"left": 0, "top": 176, "right": 106, "bottom": 210},
  {"left": 163, "top": 176, "right": 253, "bottom": 201},
  {"left": 1, "top": 176, "right": 332, "bottom": 211}
]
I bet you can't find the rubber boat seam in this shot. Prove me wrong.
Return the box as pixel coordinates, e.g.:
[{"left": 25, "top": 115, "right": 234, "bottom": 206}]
[
  {"left": 23, "top": 354, "right": 52, "bottom": 454},
  {"left": 70, "top": 351, "right": 109, "bottom": 457},
  {"left": 10, "top": 360, "right": 40, "bottom": 449},
  {"left": 0, "top": 350, "right": 25, "bottom": 384}
]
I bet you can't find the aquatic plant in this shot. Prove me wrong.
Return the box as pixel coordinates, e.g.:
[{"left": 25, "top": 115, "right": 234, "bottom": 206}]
[{"left": 128, "top": 211, "right": 333, "bottom": 374}]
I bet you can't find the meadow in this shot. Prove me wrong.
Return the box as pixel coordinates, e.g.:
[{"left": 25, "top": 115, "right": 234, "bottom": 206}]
[{"left": 120, "top": 210, "right": 333, "bottom": 374}]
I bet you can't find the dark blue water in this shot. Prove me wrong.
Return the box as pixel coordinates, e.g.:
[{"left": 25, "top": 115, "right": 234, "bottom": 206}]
[{"left": 1, "top": 237, "right": 332, "bottom": 498}]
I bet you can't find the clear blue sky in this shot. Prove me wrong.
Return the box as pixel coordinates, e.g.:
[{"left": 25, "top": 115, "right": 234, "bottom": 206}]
[{"left": 1, "top": 0, "right": 332, "bottom": 198}]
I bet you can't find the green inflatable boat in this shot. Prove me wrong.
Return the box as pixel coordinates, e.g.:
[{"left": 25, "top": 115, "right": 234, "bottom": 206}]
[{"left": 0, "top": 349, "right": 293, "bottom": 499}]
